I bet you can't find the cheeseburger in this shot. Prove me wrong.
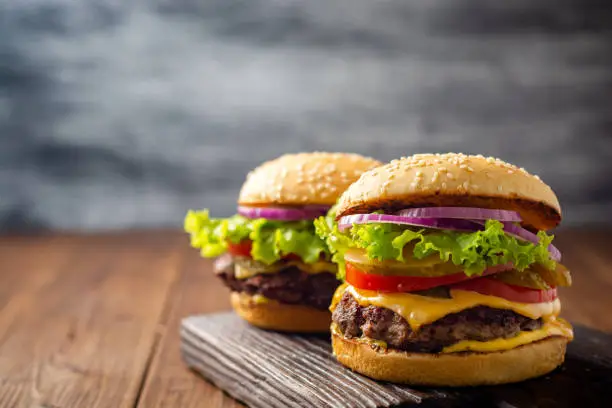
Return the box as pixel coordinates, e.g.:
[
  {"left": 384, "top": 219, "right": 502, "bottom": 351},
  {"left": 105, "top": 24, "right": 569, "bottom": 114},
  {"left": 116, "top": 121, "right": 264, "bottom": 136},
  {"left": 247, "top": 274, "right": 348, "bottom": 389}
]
[
  {"left": 184, "top": 152, "right": 381, "bottom": 332},
  {"left": 315, "top": 153, "right": 573, "bottom": 385}
]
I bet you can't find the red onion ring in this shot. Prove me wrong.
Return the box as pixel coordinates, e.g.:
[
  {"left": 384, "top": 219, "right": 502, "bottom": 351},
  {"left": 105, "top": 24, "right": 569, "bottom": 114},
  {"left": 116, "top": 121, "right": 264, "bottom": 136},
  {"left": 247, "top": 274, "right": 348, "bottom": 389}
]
[
  {"left": 338, "top": 214, "right": 483, "bottom": 232},
  {"left": 396, "top": 207, "right": 521, "bottom": 222},
  {"left": 238, "top": 205, "right": 330, "bottom": 221}
]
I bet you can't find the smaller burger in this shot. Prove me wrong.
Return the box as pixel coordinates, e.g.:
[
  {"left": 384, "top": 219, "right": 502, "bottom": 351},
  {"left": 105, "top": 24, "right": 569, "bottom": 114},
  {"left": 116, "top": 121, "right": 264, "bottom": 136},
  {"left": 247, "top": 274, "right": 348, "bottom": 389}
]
[
  {"left": 184, "top": 152, "right": 381, "bottom": 332},
  {"left": 315, "top": 153, "right": 573, "bottom": 385}
]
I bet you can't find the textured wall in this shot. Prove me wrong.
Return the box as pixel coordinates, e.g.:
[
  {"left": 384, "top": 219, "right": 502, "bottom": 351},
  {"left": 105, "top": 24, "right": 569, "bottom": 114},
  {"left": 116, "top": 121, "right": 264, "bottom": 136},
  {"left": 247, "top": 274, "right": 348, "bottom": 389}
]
[{"left": 1, "top": 0, "right": 611, "bottom": 231}]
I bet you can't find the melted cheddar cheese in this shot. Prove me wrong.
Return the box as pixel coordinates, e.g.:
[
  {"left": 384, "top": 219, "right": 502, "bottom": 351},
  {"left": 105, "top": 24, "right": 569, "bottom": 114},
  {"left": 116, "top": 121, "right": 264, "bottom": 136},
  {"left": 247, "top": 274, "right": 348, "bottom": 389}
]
[
  {"left": 234, "top": 260, "right": 336, "bottom": 279},
  {"left": 442, "top": 317, "right": 573, "bottom": 353},
  {"left": 331, "top": 283, "right": 562, "bottom": 331}
]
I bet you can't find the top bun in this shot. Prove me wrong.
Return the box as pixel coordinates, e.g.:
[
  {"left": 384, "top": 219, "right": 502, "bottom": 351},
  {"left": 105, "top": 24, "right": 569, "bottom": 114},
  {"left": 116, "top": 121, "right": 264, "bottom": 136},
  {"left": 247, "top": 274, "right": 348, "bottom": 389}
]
[
  {"left": 238, "top": 152, "right": 382, "bottom": 207},
  {"left": 335, "top": 153, "right": 561, "bottom": 230}
]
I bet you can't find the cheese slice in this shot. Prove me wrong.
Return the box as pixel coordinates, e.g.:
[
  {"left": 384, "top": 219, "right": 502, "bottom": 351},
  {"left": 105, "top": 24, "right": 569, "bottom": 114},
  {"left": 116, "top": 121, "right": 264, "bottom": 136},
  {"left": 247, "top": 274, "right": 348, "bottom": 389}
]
[
  {"left": 234, "top": 260, "right": 336, "bottom": 279},
  {"left": 332, "top": 284, "right": 562, "bottom": 331},
  {"left": 442, "top": 317, "right": 573, "bottom": 353}
]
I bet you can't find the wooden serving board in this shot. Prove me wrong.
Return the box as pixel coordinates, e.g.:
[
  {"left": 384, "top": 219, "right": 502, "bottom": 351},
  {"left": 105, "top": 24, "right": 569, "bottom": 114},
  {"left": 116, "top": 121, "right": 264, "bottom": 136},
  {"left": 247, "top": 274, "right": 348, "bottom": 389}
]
[{"left": 181, "top": 312, "right": 612, "bottom": 408}]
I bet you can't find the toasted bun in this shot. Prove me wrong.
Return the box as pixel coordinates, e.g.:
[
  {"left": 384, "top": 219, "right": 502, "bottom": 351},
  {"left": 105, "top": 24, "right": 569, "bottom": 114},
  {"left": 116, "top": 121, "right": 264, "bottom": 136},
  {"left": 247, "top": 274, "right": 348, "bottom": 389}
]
[
  {"left": 336, "top": 153, "right": 561, "bottom": 230},
  {"left": 332, "top": 333, "right": 567, "bottom": 386},
  {"left": 238, "top": 152, "right": 381, "bottom": 207},
  {"left": 230, "top": 292, "right": 331, "bottom": 333}
]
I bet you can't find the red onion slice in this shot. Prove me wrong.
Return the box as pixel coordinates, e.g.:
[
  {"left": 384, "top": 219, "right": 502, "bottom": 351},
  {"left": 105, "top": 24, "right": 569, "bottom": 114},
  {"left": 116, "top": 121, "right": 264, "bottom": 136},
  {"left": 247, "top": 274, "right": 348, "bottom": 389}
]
[
  {"left": 338, "top": 214, "right": 483, "bottom": 233},
  {"left": 396, "top": 207, "right": 522, "bottom": 222},
  {"left": 238, "top": 205, "right": 330, "bottom": 221}
]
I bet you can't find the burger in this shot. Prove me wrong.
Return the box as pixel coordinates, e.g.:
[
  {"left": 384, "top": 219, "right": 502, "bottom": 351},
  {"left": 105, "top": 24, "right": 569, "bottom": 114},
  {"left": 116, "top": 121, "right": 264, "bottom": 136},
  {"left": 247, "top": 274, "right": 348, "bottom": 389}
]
[
  {"left": 184, "top": 152, "right": 381, "bottom": 332},
  {"left": 315, "top": 153, "right": 573, "bottom": 385}
]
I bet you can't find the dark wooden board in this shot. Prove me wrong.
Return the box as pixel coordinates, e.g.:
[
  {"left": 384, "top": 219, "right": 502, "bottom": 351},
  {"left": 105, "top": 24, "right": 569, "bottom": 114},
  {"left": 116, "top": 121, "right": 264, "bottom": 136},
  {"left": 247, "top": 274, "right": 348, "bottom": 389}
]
[{"left": 181, "top": 312, "right": 612, "bottom": 408}]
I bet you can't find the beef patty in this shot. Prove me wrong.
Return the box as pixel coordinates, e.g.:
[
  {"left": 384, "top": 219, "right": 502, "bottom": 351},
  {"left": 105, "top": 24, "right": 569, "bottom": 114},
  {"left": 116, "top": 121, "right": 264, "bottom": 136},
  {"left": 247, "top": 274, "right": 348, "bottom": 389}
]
[
  {"left": 333, "top": 291, "right": 543, "bottom": 353},
  {"left": 214, "top": 254, "right": 340, "bottom": 310}
]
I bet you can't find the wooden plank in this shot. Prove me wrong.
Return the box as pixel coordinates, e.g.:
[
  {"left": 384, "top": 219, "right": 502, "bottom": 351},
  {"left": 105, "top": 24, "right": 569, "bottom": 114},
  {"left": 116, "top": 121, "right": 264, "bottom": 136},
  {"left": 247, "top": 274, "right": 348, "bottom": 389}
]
[
  {"left": 0, "top": 235, "right": 74, "bottom": 311},
  {"left": 0, "top": 232, "right": 182, "bottom": 408},
  {"left": 181, "top": 314, "right": 426, "bottom": 408},
  {"left": 136, "top": 248, "right": 244, "bottom": 408},
  {"left": 181, "top": 312, "right": 612, "bottom": 408}
]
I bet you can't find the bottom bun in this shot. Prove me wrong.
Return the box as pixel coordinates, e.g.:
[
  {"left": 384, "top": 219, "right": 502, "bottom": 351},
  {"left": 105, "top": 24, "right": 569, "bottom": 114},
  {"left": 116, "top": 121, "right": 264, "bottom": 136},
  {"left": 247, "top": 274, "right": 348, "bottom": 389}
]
[
  {"left": 332, "top": 333, "right": 568, "bottom": 386},
  {"left": 230, "top": 292, "right": 331, "bottom": 333}
]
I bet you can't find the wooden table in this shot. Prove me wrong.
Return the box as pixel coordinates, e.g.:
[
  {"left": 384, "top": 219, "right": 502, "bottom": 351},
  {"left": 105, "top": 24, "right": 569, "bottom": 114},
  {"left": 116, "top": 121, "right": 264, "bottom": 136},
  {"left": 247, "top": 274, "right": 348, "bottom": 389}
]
[{"left": 1, "top": 229, "right": 611, "bottom": 408}]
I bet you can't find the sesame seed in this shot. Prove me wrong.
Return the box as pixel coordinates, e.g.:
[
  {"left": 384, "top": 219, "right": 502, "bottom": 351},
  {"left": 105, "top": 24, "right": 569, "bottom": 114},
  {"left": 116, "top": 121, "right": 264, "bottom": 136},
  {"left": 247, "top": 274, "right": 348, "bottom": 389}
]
[
  {"left": 446, "top": 173, "right": 454, "bottom": 179},
  {"left": 498, "top": 185, "right": 503, "bottom": 192},
  {"left": 508, "top": 170, "right": 514, "bottom": 174},
  {"left": 441, "top": 182, "right": 447, "bottom": 189}
]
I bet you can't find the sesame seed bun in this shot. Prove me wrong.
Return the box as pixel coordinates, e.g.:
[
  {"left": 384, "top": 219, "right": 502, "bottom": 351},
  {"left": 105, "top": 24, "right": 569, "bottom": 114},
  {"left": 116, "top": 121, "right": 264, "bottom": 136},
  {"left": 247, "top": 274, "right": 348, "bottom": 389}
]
[
  {"left": 336, "top": 153, "right": 561, "bottom": 230},
  {"left": 332, "top": 332, "right": 568, "bottom": 386},
  {"left": 238, "top": 152, "right": 382, "bottom": 207},
  {"left": 230, "top": 292, "right": 331, "bottom": 333}
]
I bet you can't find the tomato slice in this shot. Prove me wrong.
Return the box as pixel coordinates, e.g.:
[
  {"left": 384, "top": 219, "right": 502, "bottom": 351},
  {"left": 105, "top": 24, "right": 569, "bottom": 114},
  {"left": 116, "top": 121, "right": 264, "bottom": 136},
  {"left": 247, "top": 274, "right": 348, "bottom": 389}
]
[
  {"left": 226, "top": 240, "right": 302, "bottom": 261},
  {"left": 227, "top": 241, "right": 253, "bottom": 258},
  {"left": 452, "top": 277, "right": 558, "bottom": 303},
  {"left": 345, "top": 262, "right": 476, "bottom": 292}
]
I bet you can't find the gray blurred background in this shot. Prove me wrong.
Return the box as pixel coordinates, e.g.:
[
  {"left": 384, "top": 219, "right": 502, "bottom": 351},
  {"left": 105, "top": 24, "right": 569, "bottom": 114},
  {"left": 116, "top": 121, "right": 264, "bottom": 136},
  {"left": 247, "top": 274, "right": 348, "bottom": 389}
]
[{"left": 1, "top": 0, "right": 611, "bottom": 232}]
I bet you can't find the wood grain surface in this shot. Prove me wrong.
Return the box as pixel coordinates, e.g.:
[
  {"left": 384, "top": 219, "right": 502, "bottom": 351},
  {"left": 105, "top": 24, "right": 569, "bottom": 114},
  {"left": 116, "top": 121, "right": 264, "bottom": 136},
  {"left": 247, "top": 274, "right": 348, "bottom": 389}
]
[{"left": 0, "top": 228, "right": 611, "bottom": 408}]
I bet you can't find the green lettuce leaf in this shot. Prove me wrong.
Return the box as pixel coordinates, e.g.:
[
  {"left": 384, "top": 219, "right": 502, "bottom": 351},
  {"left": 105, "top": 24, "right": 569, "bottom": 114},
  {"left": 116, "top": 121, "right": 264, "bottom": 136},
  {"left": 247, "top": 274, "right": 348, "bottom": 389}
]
[
  {"left": 314, "top": 212, "right": 557, "bottom": 280},
  {"left": 314, "top": 206, "right": 352, "bottom": 274},
  {"left": 184, "top": 209, "right": 329, "bottom": 264}
]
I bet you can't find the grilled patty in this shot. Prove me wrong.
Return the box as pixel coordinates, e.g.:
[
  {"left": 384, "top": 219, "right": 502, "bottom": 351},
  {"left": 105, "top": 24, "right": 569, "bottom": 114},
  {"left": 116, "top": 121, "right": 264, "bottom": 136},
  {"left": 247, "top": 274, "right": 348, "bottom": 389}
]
[
  {"left": 333, "top": 291, "right": 543, "bottom": 353},
  {"left": 214, "top": 254, "right": 340, "bottom": 310}
]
